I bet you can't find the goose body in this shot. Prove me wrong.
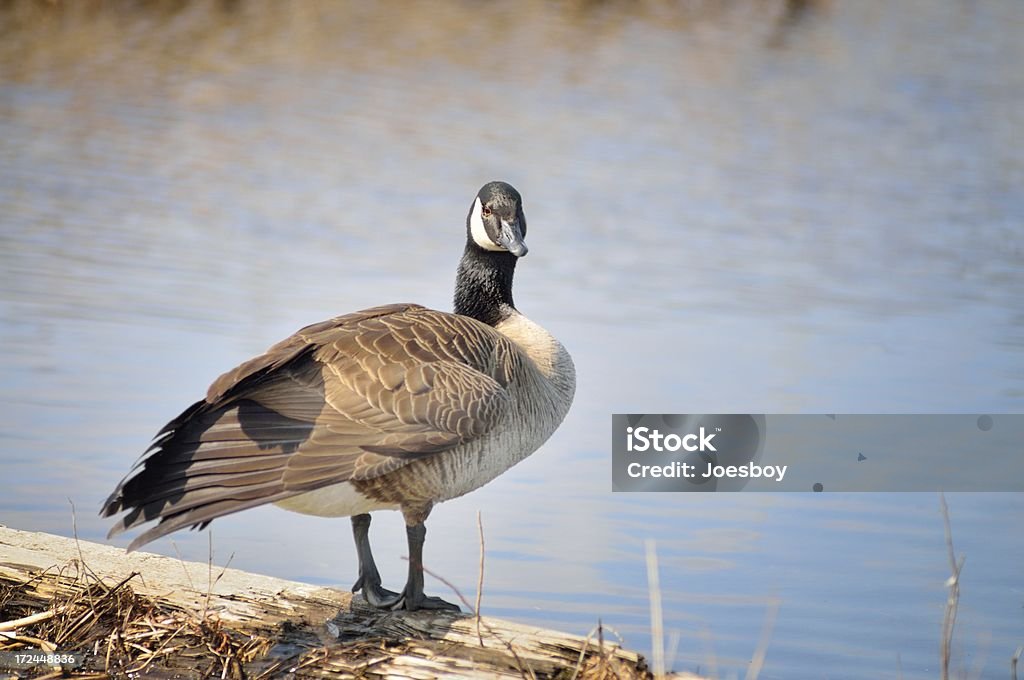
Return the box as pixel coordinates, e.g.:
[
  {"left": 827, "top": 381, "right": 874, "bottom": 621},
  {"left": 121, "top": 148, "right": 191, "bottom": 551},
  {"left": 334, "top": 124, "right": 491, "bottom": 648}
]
[
  {"left": 102, "top": 181, "right": 575, "bottom": 611},
  {"left": 271, "top": 307, "right": 575, "bottom": 517}
]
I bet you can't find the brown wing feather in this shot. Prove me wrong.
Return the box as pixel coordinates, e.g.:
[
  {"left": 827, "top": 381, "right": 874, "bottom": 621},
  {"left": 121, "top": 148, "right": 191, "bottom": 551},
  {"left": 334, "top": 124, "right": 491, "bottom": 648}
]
[{"left": 102, "top": 303, "right": 516, "bottom": 550}]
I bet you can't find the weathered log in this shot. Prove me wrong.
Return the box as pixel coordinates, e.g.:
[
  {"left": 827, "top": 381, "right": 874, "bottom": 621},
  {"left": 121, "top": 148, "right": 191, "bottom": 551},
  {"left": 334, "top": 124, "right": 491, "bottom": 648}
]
[{"left": 0, "top": 526, "right": 667, "bottom": 679}]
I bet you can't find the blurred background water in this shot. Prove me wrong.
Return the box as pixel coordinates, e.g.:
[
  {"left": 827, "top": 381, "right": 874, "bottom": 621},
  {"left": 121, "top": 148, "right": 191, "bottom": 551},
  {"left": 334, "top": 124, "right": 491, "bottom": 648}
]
[{"left": 1, "top": 1, "right": 1022, "bottom": 678}]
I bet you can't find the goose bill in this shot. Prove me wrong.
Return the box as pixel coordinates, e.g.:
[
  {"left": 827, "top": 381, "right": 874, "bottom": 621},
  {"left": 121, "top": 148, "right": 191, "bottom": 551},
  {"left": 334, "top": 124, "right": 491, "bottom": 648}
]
[{"left": 498, "top": 219, "right": 528, "bottom": 257}]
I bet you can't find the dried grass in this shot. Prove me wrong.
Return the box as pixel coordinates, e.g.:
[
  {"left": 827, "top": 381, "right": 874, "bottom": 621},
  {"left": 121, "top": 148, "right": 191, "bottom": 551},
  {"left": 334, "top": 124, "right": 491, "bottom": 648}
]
[{"left": 0, "top": 558, "right": 273, "bottom": 678}]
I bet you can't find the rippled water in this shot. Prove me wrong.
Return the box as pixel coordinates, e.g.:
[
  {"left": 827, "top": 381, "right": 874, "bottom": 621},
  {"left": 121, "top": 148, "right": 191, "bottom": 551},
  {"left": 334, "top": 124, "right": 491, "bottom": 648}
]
[{"left": 2, "top": 1, "right": 1022, "bottom": 678}]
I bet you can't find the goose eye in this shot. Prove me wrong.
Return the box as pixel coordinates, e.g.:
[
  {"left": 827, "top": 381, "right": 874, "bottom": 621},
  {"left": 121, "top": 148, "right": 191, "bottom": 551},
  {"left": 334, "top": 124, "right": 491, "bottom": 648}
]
[{"left": 482, "top": 206, "right": 492, "bottom": 217}]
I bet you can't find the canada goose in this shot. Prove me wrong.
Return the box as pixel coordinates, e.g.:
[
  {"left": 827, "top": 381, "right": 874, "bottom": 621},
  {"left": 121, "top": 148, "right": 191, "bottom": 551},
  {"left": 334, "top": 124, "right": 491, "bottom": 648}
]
[{"left": 101, "top": 181, "right": 575, "bottom": 611}]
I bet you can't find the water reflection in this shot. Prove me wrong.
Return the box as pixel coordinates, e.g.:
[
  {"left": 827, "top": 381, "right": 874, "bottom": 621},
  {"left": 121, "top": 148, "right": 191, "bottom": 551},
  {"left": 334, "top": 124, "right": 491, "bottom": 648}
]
[{"left": 2, "top": 1, "right": 1023, "bottom": 677}]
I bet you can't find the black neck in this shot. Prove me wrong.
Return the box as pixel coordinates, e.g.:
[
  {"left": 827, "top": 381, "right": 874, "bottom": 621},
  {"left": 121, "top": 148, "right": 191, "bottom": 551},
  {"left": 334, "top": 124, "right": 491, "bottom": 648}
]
[{"left": 453, "top": 243, "right": 518, "bottom": 326}]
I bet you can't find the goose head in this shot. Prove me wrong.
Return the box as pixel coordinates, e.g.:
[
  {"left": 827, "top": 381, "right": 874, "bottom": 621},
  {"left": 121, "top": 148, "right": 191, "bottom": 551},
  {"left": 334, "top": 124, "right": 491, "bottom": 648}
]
[{"left": 467, "top": 181, "right": 528, "bottom": 257}]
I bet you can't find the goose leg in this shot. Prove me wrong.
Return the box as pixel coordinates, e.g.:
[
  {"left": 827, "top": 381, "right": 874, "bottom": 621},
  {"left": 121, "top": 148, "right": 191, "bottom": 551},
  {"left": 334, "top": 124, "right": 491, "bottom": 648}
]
[
  {"left": 392, "top": 521, "right": 461, "bottom": 612},
  {"left": 350, "top": 513, "right": 401, "bottom": 608}
]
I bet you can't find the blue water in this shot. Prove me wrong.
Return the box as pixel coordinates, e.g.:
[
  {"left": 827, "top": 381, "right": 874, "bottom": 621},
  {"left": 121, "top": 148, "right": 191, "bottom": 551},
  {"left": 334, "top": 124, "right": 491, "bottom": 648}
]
[{"left": 2, "top": 1, "right": 1022, "bottom": 678}]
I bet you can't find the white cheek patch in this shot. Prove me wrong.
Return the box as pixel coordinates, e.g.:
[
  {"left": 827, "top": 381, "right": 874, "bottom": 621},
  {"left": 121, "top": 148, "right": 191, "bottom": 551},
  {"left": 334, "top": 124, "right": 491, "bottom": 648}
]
[{"left": 470, "top": 197, "right": 506, "bottom": 252}]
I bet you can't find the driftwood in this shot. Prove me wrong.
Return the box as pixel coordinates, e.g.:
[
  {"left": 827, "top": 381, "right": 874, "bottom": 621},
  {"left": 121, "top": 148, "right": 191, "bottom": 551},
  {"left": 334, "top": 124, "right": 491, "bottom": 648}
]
[{"left": 0, "top": 525, "right": 660, "bottom": 678}]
